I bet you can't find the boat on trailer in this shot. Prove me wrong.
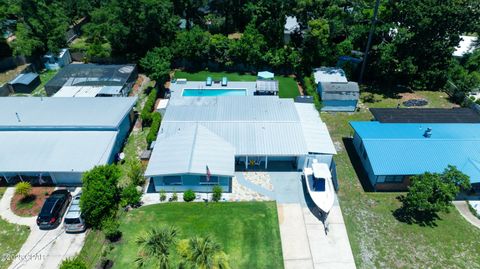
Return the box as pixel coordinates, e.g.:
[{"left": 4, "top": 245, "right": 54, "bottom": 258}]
[{"left": 303, "top": 160, "right": 335, "bottom": 214}]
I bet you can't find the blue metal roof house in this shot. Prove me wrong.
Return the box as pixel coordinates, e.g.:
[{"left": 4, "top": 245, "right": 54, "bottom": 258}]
[
  {"left": 314, "top": 67, "right": 359, "bottom": 112},
  {"left": 0, "top": 97, "right": 137, "bottom": 186},
  {"left": 350, "top": 121, "right": 480, "bottom": 191}
]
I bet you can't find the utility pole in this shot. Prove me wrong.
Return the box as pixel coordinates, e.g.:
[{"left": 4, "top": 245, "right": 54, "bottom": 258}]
[{"left": 358, "top": 0, "right": 381, "bottom": 84}]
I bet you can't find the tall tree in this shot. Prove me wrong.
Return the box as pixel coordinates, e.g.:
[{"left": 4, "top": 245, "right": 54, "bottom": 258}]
[
  {"left": 172, "top": 0, "right": 208, "bottom": 30},
  {"left": 86, "top": 0, "right": 178, "bottom": 58},
  {"left": 12, "top": 0, "right": 69, "bottom": 56},
  {"left": 140, "top": 46, "right": 173, "bottom": 86},
  {"left": 174, "top": 26, "right": 211, "bottom": 67},
  {"left": 135, "top": 226, "right": 179, "bottom": 269},
  {"left": 370, "top": 0, "right": 480, "bottom": 89}
]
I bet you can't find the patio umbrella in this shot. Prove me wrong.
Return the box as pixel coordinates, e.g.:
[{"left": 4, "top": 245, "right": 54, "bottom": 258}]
[{"left": 257, "top": 71, "right": 274, "bottom": 80}]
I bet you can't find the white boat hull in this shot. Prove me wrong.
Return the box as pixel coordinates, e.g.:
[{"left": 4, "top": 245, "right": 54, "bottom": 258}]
[{"left": 304, "top": 163, "right": 335, "bottom": 213}]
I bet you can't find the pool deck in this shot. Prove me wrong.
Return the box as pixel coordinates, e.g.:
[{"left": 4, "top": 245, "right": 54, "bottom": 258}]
[{"left": 169, "top": 81, "right": 257, "bottom": 98}]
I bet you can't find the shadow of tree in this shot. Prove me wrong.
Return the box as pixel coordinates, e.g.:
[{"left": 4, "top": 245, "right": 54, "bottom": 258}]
[
  {"left": 392, "top": 195, "right": 440, "bottom": 227},
  {"left": 19, "top": 194, "right": 37, "bottom": 204}
]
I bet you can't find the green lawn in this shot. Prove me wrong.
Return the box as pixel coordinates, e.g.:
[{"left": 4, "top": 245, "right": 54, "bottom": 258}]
[
  {"left": 30, "top": 69, "right": 59, "bottom": 96},
  {"left": 322, "top": 91, "right": 480, "bottom": 268},
  {"left": 108, "top": 202, "right": 283, "bottom": 269},
  {"left": 0, "top": 187, "right": 30, "bottom": 269},
  {"left": 174, "top": 70, "right": 299, "bottom": 98}
]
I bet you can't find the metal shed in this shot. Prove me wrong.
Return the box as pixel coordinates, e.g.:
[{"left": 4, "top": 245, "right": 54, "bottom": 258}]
[
  {"left": 318, "top": 82, "right": 359, "bottom": 112},
  {"left": 8, "top": 73, "right": 41, "bottom": 94},
  {"left": 255, "top": 80, "right": 279, "bottom": 95}
]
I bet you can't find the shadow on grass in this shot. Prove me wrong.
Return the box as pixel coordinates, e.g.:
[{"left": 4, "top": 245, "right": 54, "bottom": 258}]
[
  {"left": 362, "top": 83, "right": 412, "bottom": 100},
  {"left": 392, "top": 195, "right": 440, "bottom": 227},
  {"left": 342, "top": 137, "right": 375, "bottom": 192},
  {"left": 19, "top": 194, "right": 36, "bottom": 204}
]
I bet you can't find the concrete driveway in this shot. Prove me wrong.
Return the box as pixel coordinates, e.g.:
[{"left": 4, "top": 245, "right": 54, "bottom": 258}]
[
  {"left": 269, "top": 172, "right": 356, "bottom": 269},
  {"left": 0, "top": 188, "right": 86, "bottom": 269}
]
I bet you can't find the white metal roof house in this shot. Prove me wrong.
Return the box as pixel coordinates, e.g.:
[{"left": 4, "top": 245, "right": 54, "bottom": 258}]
[
  {"left": 0, "top": 97, "right": 137, "bottom": 186},
  {"left": 313, "top": 67, "right": 359, "bottom": 112},
  {"left": 145, "top": 96, "right": 336, "bottom": 192}
]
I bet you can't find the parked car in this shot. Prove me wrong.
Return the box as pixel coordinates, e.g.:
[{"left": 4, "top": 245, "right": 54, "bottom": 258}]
[
  {"left": 37, "top": 189, "right": 71, "bottom": 229},
  {"left": 64, "top": 193, "right": 86, "bottom": 233}
]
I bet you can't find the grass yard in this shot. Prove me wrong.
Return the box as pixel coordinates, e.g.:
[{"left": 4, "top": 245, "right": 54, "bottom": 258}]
[
  {"left": 0, "top": 187, "right": 30, "bottom": 269},
  {"left": 174, "top": 70, "right": 299, "bottom": 98},
  {"left": 108, "top": 202, "right": 283, "bottom": 269},
  {"left": 322, "top": 91, "right": 480, "bottom": 268},
  {"left": 29, "top": 69, "right": 59, "bottom": 96}
]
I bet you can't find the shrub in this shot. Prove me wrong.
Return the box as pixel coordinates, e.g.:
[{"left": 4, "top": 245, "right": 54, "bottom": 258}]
[
  {"left": 159, "top": 189, "right": 167, "bottom": 202},
  {"left": 80, "top": 165, "right": 121, "bottom": 228},
  {"left": 15, "top": 182, "right": 32, "bottom": 198},
  {"left": 120, "top": 184, "right": 142, "bottom": 207},
  {"left": 171, "top": 192, "right": 178, "bottom": 202},
  {"left": 141, "top": 88, "right": 158, "bottom": 126},
  {"left": 183, "top": 190, "right": 196, "bottom": 202},
  {"left": 212, "top": 186, "right": 222, "bottom": 202},
  {"left": 59, "top": 257, "right": 87, "bottom": 269},
  {"left": 102, "top": 218, "right": 122, "bottom": 242},
  {"left": 127, "top": 160, "right": 145, "bottom": 186},
  {"left": 146, "top": 112, "right": 162, "bottom": 146}
]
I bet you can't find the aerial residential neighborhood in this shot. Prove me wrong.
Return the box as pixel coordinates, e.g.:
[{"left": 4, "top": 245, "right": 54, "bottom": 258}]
[{"left": 0, "top": 1, "right": 480, "bottom": 269}]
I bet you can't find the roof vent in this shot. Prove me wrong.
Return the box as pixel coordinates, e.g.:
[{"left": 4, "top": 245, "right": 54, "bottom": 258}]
[
  {"left": 423, "top": 127, "right": 432, "bottom": 138},
  {"left": 15, "top": 112, "right": 21, "bottom": 122}
]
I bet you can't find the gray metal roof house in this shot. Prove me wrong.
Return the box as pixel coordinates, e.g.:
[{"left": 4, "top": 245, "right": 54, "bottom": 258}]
[
  {"left": 0, "top": 97, "right": 137, "bottom": 186},
  {"left": 145, "top": 96, "right": 336, "bottom": 192}
]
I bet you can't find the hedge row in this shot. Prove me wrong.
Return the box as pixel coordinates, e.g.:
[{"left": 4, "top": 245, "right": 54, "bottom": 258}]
[
  {"left": 147, "top": 112, "right": 162, "bottom": 146},
  {"left": 303, "top": 75, "right": 322, "bottom": 111},
  {"left": 141, "top": 88, "right": 158, "bottom": 126}
]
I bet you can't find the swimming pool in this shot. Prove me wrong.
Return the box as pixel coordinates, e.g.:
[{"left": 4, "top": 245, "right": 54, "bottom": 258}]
[{"left": 182, "top": 89, "right": 247, "bottom": 96}]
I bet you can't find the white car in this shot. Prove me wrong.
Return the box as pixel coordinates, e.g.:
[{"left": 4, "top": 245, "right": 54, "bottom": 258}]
[{"left": 63, "top": 193, "right": 86, "bottom": 233}]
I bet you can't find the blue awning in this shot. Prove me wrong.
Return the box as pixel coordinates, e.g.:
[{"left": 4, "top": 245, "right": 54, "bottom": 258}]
[{"left": 257, "top": 71, "right": 274, "bottom": 79}]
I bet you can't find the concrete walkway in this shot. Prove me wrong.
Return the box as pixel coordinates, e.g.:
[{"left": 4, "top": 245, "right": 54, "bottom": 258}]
[
  {"left": 0, "top": 187, "right": 86, "bottom": 269},
  {"left": 269, "top": 172, "right": 356, "bottom": 269},
  {"left": 453, "top": 201, "right": 480, "bottom": 229}
]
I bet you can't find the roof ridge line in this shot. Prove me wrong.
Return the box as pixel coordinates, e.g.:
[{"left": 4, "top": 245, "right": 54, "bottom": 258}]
[{"left": 187, "top": 124, "right": 199, "bottom": 173}]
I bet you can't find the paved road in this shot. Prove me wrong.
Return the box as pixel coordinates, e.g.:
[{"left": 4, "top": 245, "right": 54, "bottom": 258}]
[
  {"left": 0, "top": 188, "right": 86, "bottom": 269},
  {"left": 453, "top": 201, "right": 480, "bottom": 229},
  {"left": 269, "top": 172, "right": 356, "bottom": 269}
]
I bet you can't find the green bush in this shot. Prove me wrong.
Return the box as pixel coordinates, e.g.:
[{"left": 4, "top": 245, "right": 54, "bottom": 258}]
[
  {"left": 183, "top": 189, "right": 196, "bottom": 202},
  {"left": 59, "top": 257, "right": 87, "bottom": 269},
  {"left": 120, "top": 185, "right": 142, "bottom": 207},
  {"left": 159, "top": 189, "right": 167, "bottom": 202},
  {"left": 127, "top": 160, "right": 145, "bottom": 186},
  {"left": 171, "top": 192, "right": 178, "bottom": 202},
  {"left": 146, "top": 112, "right": 162, "bottom": 146},
  {"left": 141, "top": 88, "right": 158, "bottom": 126},
  {"left": 15, "top": 182, "right": 32, "bottom": 198},
  {"left": 303, "top": 75, "right": 323, "bottom": 111},
  {"left": 80, "top": 165, "right": 121, "bottom": 228},
  {"left": 102, "top": 218, "right": 122, "bottom": 242},
  {"left": 212, "top": 186, "right": 222, "bottom": 202}
]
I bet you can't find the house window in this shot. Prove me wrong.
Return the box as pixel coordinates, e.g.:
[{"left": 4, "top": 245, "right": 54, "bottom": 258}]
[
  {"left": 199, "top": 176, "right": 219, "bottom": 185},
  {"left": 384, "top": 175, "right": 404, "bottom": 183},
  {"left": 163, "top": 176, "right": 182, "bottom": 185}
]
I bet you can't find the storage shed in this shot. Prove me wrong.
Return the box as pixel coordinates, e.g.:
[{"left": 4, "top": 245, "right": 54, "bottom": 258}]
[
  {"left": 8, "top": 73, "right": 41, "bottom": 94},
  {"left": 43, "top": 48, "right": 72, "bottom": 70},
  {"left": 317, "top": 81, "right": 359, "bottom": 112}
]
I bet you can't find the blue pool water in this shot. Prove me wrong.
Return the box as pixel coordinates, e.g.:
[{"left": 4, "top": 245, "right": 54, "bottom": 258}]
[{"left": 182, "top": 89, "right": 247, "bottom": 96}]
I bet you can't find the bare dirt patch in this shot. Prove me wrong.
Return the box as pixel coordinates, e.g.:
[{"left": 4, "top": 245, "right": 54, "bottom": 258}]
[{"left": 10, "top": 187, "right": 55, "bottom": 217}]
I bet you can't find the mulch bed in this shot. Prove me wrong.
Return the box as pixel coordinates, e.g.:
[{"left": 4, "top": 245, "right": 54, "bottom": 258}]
[{"left": 11, "top": 187, "right": 55, "bottom": 217}]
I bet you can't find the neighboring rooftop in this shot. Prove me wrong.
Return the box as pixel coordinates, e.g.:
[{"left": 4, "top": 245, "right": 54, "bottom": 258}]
[
  {"left": 0, "top": 97, "right": 137, "bottom": 129},
  {"left": 0, "top": 131, "right": 117, "bottom": 173},
  {"left": 45, "top": 64, "right": 137, "bottom": 96},
  {"left": 370, "top": 108, "right": 480, "bottom": 123},
  {"left": 313, "top": 67, "right": 348, "bottom": 84},
  {"left": 9, "top": 73, "right": 39, "bottom": 85},
  {"left": 350, "top": 121, "right": 480, "bottom": 183}
]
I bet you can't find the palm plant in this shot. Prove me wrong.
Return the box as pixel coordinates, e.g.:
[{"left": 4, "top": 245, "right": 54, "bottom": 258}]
[
  {"left": 178, "top": 235, "right": 230, "bottom": 269},
  {"left": 135, "top": 226, "right": 179, "bottom": 269}
]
